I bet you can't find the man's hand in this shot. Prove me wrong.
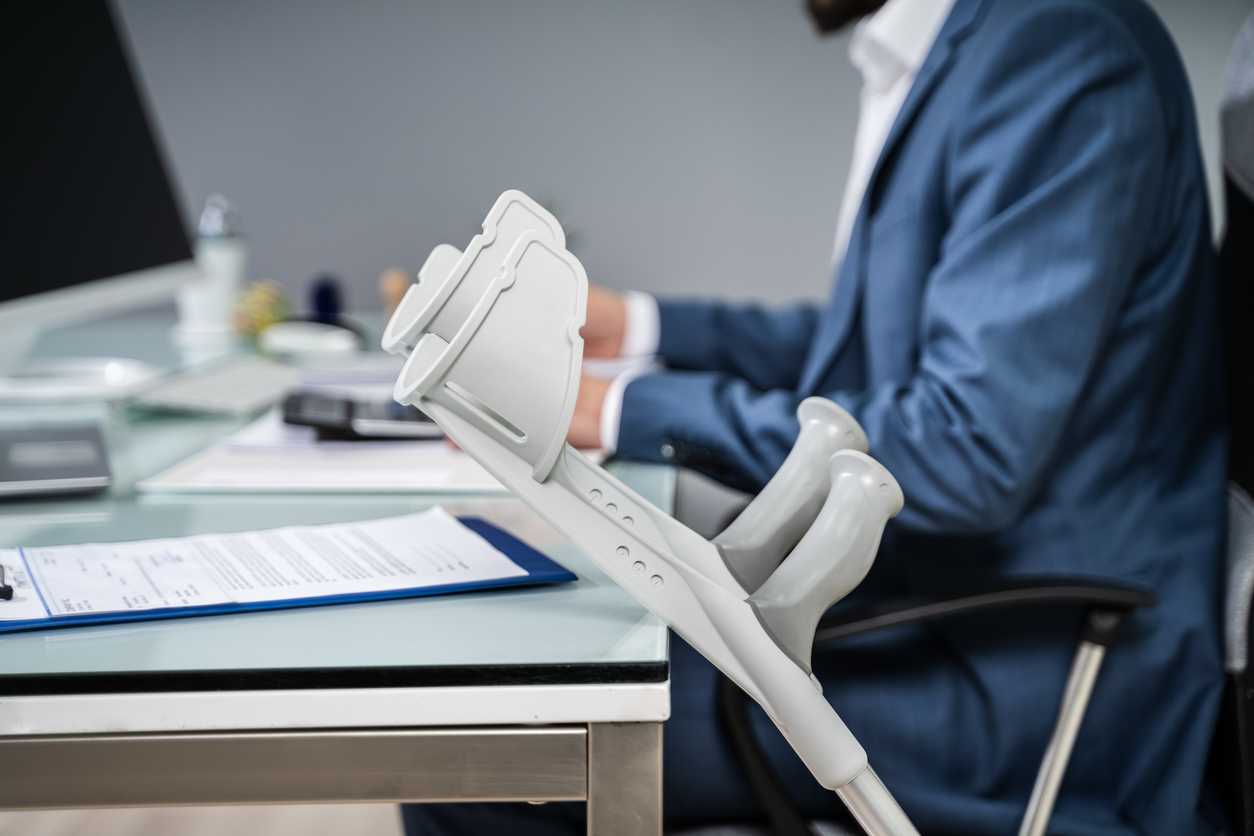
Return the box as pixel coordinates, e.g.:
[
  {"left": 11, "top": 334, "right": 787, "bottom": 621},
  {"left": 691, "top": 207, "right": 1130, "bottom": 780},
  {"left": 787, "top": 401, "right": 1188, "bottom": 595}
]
[
  {"left": 581, "top": 285, "right": 627, "bottom": 358},
  {"left": 567, "top": 372, "right": 611, "bottom": 448}
]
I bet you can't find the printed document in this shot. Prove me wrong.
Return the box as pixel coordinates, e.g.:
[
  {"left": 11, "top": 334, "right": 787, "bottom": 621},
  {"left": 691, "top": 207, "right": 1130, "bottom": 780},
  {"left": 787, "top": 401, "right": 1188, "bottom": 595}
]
[
  {"left": 0, "top": 507, "right": 527, "bottom": 620},
  {"left": 137, "top": 410, "right": 505, "bottom": 494}
]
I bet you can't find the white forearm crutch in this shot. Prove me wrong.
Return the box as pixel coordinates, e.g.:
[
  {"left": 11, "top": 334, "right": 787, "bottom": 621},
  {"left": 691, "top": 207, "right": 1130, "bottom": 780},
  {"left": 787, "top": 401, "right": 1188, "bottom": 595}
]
[{"left": 384, "top": 190, "right": 921, "bottom": 836}]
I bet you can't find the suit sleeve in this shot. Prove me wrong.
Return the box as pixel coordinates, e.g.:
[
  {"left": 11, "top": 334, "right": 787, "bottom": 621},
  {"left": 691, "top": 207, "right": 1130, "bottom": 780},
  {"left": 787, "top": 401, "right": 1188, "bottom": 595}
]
[
  {"left": 656, "top": 300, "right": 820, "bottom": 391},
  {"left": 619, "top": 6, "right": 1171, "bottom": 525}
]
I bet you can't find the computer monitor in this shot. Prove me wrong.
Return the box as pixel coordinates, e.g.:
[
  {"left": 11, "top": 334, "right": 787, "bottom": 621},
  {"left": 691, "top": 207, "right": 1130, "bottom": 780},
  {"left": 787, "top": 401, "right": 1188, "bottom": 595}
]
[{"left": 0, "top": 0, "right": 200, "bottom": 390}]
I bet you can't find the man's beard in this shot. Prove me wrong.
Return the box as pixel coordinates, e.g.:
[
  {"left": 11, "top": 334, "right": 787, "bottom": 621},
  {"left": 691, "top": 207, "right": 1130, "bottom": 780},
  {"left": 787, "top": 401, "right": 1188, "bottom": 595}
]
[{"left": 805, "top": 0, "right": 890, "bottom": 34}]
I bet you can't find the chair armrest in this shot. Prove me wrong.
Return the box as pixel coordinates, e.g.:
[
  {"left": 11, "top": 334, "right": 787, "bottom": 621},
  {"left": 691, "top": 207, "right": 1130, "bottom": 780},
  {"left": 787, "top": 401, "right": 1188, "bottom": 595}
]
[{"left": 814, "top": 576, "right": 1156, "bottom": 647}]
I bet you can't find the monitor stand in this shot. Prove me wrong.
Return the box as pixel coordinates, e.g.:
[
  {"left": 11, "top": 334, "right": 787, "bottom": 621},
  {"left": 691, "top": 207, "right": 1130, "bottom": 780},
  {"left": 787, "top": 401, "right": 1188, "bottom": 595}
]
[{"left": 0, "top": 325, "right": 164, "bottom": 402}]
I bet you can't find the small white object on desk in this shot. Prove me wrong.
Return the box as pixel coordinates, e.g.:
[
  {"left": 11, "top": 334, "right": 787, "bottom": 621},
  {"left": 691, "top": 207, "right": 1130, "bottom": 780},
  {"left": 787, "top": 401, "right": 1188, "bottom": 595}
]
[
  {"left": 175, "top": 195, "right": 248, "bottom": 365},
  {"left": 258, "top": 321, "right": 360, "bottom": 363},
  {"left": 177, "top": 198, "right": 246, "bottom": 326}
]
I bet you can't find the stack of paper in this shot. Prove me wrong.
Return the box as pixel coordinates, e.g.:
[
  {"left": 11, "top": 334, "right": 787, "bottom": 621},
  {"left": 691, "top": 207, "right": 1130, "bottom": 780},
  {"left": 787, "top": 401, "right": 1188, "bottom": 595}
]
[
  {"left": 0, "top": 507, "right": 575, "bottom": 631},
  {"left": 138, "top": 410, "right": 506, "bottom": 494}
]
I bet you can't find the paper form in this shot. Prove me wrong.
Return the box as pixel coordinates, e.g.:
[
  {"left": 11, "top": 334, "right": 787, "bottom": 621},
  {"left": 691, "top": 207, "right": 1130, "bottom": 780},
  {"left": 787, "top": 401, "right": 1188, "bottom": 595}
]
[
  {"left": 189, "top": 467, "right": 456, "bottom": 489},
  {"left": 7, "top": 508, "right": 528, "bottom": 618}
]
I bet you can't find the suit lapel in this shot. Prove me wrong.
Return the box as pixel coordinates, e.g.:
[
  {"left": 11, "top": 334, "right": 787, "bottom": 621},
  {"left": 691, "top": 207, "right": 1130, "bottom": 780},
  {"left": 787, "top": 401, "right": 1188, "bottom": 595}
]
[
  {"left": 864, "top": 0, "right": 987, "bottom": 216},
  {"left": 799, "top": 0, "right": 990, "bottom": 396},
  {"left": 801, "top": 219, "right": 867, "bottom": 394}
]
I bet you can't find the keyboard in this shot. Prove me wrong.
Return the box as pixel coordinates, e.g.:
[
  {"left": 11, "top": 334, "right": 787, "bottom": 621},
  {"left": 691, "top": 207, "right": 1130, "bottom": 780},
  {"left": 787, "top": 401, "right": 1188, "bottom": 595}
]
[{"left": 131, "top": 357, "right": 303, "bottom": 415}]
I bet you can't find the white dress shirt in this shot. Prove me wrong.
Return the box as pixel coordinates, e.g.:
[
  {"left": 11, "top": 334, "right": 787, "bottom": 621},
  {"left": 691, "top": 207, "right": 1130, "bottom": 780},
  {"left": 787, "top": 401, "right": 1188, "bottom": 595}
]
[
  {"left": 599, "top": 0, "right": 957, "bottom": 452},
  {"left": 831, "top": 0, "right": 957, "bottom": 267}
]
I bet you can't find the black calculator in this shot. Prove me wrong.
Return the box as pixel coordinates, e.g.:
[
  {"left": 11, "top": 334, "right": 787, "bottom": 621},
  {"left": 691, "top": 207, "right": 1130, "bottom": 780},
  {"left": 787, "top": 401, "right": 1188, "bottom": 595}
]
[{"left": 282, "top": 391, "right": 444, "bottom": 441}]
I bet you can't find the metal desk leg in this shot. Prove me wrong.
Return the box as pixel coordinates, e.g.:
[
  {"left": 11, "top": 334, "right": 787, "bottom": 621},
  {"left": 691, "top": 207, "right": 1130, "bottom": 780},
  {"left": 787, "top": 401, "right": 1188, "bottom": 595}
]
[{"left": 587, "top": 722, "right": 662, "bottom": 836}]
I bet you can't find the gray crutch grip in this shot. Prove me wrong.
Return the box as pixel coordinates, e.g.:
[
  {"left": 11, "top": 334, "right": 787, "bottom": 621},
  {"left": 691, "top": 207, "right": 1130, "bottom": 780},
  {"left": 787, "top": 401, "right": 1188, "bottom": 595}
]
[
  {"left": 750, "top": 450, "right": 904, "bottom": 673},
  {"left": 714, "top": 397, "right": 869, "bottom": 592}
]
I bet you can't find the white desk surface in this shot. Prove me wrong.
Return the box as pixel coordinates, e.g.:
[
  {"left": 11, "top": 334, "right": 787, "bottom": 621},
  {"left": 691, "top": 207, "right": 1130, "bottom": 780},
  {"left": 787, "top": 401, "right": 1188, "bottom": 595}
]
[{"left": 0, "top": 308, "right": 671, "bottom": 734}]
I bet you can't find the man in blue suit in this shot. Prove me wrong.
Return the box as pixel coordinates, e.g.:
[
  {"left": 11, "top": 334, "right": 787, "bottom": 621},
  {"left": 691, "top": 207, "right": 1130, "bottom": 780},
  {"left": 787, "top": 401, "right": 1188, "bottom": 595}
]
[{"left": 404, "top": 0, "right": 1226, "bottom": 833}]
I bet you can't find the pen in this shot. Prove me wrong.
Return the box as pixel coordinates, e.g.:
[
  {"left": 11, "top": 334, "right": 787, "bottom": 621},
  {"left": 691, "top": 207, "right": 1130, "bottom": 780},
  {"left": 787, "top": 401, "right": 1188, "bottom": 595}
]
[{"left": 0, "top": 565, "right": 12, "bottom": 600}]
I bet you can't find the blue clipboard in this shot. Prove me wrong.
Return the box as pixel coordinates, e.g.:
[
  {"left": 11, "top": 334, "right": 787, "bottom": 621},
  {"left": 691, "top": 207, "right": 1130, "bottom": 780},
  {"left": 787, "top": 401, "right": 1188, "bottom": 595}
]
[{"left": 0, "top": 517, "right": 576, "bottom": 634}]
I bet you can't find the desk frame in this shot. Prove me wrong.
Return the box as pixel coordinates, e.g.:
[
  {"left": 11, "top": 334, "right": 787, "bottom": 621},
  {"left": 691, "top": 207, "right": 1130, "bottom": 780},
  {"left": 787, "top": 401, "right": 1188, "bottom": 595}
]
[
  {"left": 0, "top": 312, "right": 675, "bottom": 836},
  {"left": 0, "top": 721, "right": 662, "bottom": 836}
]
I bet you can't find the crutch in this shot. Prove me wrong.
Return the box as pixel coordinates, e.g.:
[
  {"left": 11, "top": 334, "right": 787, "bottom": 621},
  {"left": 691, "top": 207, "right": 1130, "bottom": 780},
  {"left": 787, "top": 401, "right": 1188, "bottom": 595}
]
[{"left": 383, "top": 189, "right": 922, "bottom": 835}]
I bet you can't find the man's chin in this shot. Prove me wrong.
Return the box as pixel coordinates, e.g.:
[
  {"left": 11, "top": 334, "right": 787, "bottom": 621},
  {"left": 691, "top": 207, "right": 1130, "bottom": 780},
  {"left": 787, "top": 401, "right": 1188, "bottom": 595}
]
[{"left": 805, "top": 0, "right": 889, "bottom": 34}]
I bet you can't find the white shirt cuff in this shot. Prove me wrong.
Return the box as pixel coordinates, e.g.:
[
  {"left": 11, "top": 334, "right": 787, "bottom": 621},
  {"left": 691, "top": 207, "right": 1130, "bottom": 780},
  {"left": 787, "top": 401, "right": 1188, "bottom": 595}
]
[
  {"left": 599, "top": 363, "right": 659, "bottom": 454},
  {"left": 589, "top": 290, "right": 660, "bottom": 454},
  {"left": 620, "top": 291, "right": 660, "bottom": 357}
]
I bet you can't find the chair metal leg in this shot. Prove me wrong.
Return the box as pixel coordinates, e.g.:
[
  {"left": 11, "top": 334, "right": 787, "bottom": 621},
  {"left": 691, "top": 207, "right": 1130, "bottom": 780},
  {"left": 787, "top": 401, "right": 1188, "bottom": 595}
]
[{"left": 1017, "top": 638, "right": 1107, "bottom": 836}]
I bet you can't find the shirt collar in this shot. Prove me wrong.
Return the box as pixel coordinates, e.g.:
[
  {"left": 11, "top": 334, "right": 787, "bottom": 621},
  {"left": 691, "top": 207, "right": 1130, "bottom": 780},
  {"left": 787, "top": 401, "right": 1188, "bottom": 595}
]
[{"left": 849, "top": 0, "right": 958, "bottom": 92}]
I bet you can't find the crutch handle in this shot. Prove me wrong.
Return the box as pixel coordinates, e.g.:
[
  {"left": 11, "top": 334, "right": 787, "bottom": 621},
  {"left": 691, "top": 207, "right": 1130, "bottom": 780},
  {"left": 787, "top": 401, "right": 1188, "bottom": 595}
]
[
  {"left": 750, "top": 450, "right": 903, "bottom": 673},
  {"left": 714, "top": 397, "right": 869, "bottom": 592}
]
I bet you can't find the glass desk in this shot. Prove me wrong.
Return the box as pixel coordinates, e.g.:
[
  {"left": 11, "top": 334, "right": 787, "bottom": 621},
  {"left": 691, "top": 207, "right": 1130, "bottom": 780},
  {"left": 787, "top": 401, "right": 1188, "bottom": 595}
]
[{"left": 0, "top": 308, "right": 670, "bottom": 834}]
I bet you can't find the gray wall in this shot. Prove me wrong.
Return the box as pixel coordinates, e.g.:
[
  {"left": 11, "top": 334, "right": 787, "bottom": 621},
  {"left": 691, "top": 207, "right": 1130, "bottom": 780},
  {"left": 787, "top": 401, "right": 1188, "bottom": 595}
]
[{"left": 114, "top": 0, "right": 1251, "bottom": 315}]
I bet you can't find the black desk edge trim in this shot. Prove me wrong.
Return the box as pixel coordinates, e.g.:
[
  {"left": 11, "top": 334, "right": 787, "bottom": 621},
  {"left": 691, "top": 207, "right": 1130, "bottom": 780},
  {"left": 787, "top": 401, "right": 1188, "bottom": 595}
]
[{"left": 0, "top": 661, "right": 669, "bottom": 696}]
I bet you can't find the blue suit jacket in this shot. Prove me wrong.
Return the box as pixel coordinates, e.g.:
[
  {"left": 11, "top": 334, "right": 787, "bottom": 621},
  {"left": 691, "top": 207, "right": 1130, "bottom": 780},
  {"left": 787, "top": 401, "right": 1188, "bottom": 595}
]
[{"left": 618, "top": 0, "right": 1227, "bottom": 833}]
